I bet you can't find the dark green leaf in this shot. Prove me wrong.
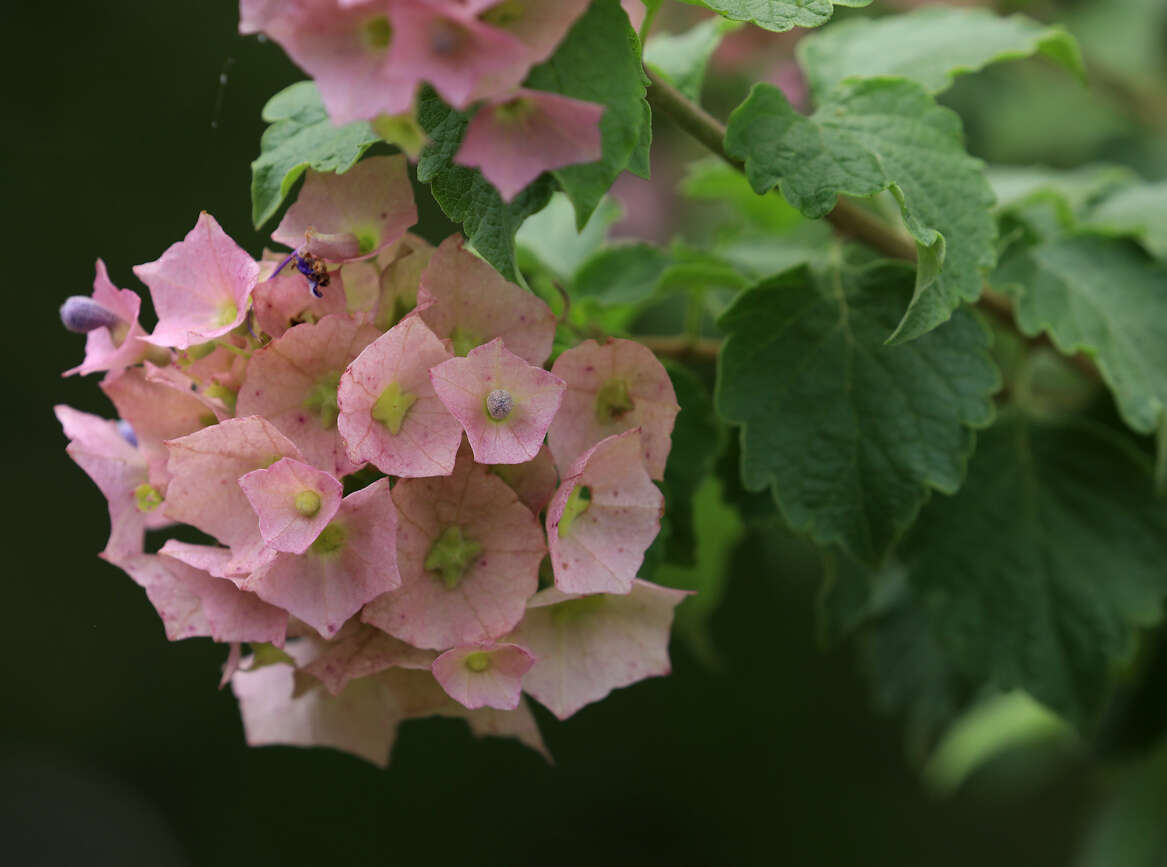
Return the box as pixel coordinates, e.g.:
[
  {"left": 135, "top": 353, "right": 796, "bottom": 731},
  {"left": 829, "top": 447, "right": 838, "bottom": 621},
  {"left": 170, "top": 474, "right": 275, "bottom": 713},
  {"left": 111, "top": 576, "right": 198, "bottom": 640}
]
[
  {"left": 525, "top": 0, "right": 651, "bottom": 227},
  {"left": 724, "top": 79, "right": 998, "bottom": 343},
  {"left": 678, "top": 0, "right": 872, "bottom": 33},
  {"left": 904, "top": 416, "right": 1167, "bottom": 727},
  {"left": 716, "top": 260, "right": 999, "bottom": 563},
  {"left": 250, "top": 81, "right": 380, "bottom": 228}
]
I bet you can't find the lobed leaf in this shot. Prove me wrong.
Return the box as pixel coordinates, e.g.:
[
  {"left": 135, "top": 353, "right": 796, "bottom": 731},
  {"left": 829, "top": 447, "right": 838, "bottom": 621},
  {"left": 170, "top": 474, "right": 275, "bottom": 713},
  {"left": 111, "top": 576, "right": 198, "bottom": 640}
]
[
  {"left": 724, "top": 79, "right": 998, "bottom": 343},
  {"left": 716, "top": 260, "right": 999, "bottom": 564},
  {"left": 1085, "top": 181, "right": 1167, "bottom": 260},
  {"left": 797, "top": 6, "right": 1084, "bottom": 101},
  {"left": 250, "top": 82, "right": 380, "bottom": 228},
  {"left": 903, "top": 416, "right": 1167, "bottom": 727}
]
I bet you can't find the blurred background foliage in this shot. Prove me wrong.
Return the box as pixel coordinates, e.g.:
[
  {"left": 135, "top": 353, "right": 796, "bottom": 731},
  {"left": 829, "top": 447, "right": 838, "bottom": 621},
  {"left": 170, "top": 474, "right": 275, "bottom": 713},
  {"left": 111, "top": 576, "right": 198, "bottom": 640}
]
[{"left": 4, "top": 0, "right": 1166, "bottom": 864}]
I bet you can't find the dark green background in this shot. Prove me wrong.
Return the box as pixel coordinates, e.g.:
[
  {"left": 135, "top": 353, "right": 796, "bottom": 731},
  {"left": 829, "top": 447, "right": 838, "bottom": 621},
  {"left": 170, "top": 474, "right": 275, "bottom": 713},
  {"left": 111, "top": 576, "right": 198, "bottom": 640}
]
[{"left": 1, "top": 2, "right": 1110, "bottom": 864}]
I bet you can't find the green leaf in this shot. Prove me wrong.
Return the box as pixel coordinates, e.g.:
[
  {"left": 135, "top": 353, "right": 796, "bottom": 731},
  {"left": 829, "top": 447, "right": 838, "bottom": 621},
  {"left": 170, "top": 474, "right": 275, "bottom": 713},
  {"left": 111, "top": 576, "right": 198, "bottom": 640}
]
[
  {"left": 994, "top": 234, "right": 1167, "bottom": 435},
  {"left": 797, "top": 6, "right": 1084, "bottom": 100},
  {"left": 988, "top": 164, "right": 1137, "bottom": 221},
  {"left": 645, "top": 16, "right": 741, "bottom": 102},
  {"left": 516, "top": 193, "right": 622, "bottom": 283},
  {"left": 678, "top": 0, "right": 871, "bottom": 33},
  {"left": 571, "top": 242, "right": 746, "bottom": 307},
  {"left": 724, "top": 80, "right": 998, "bottom": 343},
  {"left": 1078, "top": 740, "right": 1167, "bottom": 867},
  {"left": 656, "top": 477, "right": 744, "bottom": 666},
  {"left": 1086, "top": 181, "right": 1167, "bottom": 260},
  {"left": 817, "top": 553, "right": 906, "bottom": 648},
  {"left": 681, "top": 158, "right": 805, "bottom": 232},
  {"left": 525, "top": 0, "right": 651, "bottom": 227},
  {"left": 250, "top": 81, "right": 381, "bottom": 228},
  {"left": 716, "top": 260, "right": 999, "bottom": 564},
  {"left": 904, "top": 416, "right": 1167, "bottom": 727},
  {"left": 416, "top": 89, "right": 555, "bottom": 282},
  {"left": 660, "top": 363, "right": 726, "bottom": 566}
]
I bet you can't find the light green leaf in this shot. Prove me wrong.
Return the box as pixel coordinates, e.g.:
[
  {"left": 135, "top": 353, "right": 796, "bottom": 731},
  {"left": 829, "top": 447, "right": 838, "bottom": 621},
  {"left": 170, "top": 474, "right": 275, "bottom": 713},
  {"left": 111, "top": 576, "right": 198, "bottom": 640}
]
[
  {"left": 525, "top": 0, "right": 651, "bottom": 227},
  {"left": 516, "top": 193, "right": 622, "bottom": 283},
  {"left": 797, "top": 6, "right": 1084, "bottom": 100},
  {"left": 1086, "top": 181, "right": 1167, "bottom": 260},
  {"left": 988, "top": 164, "right": 1137, "bottom": 220},
  {"left": 572, "top": 242, "right": 745, "bottom": 306},
  {"left": 681, "top": 158, "right": 805, "bottom": 232},
  {"left": 416, "top": 89, "right": 554, "bottom": 282},
  {"left": 679, "top": 0, "right": 871, "bottom": 33},
  {"left": 715, "top": 260, "right": 999, "bottom": 564},
  {"left": 645, "top": 17, "right": 741, "bottom": 102},
  {"left": 724, "top": 80, "right": 998, "bottom": 343},
  {"left": 994, "top": 234, "right": 1167, "bottom": 435},
  {"left": 250, "top": 81, "right": 380, "bottom": 228},
  {"left": 905, "top": 416, "right": 1167, "bottom": 727}
]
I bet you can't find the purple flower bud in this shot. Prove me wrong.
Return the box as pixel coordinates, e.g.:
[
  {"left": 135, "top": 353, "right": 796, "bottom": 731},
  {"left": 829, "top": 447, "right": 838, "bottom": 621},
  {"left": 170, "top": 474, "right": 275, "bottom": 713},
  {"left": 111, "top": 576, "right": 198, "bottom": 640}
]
[
  {"left": 60, "top": 296, "right": 123, "bottom": 334},
  {"left": 116, "top": 419, "right": 138, "bottom": 448}
]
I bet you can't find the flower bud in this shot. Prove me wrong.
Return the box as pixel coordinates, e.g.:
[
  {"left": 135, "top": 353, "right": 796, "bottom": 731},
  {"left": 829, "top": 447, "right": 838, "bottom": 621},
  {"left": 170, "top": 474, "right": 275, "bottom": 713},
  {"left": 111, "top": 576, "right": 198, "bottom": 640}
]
[{"left": 59, "top": 296, "right": 122, "bottom": 334}]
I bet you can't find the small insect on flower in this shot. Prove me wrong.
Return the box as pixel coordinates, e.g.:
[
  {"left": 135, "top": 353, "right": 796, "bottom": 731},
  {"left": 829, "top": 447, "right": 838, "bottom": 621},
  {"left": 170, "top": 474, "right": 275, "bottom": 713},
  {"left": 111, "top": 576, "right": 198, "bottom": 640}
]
[{"left": 271, "top": 249, "right": 332, "bottom": 299}]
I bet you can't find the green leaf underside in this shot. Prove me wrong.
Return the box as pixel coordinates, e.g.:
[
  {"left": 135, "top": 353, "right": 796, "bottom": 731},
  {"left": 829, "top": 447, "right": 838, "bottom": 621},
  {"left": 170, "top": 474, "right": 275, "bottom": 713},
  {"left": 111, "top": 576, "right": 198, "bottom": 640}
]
[
  {"left": 645, "top": 17, "right": 741, "bottom": 102},
  {"left": 1085, "top": 181, "right": 1167, "bottom": 260},
  {"left": 988, "top": 164, "right": 1137, "bottom": 222},
  {"left": 724, "top": 80, "right": 998, "bottom": 343},
  {"left": 797, "top": 6, "right": 1084, "bottom": 100},
  {"left": 716, "top": 261, "right": 998, "bottom": 564},
  {"left": 995, "top": 234, "right": 1167, "bottom": 435},
  {"left": 250, "top": 81, "right": 380, "bottom": 228},
  {"left": 904, "top": 416, "right": 1167, "bottom": 727},
  {"left": 416, "top": 89, "right": 554, "bottom": 282},
  {"left": 678, "top": 0, "right": 872, "bottom": 33},
  {"left": 516, "top": 193, "right": 622, "bottom": 283},
  {"left": 525, "top": 0, "right": 651, "bottom": 228}
]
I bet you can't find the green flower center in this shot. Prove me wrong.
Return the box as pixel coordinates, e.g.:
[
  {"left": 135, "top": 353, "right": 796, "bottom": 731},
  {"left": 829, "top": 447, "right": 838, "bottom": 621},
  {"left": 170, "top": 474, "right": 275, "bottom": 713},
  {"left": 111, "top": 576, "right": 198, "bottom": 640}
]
[
  {"left": 464, "top": 651, "right": 492, "bottom": 672},
  {"left": 595, "top": 378, "right": 635, "bottom": 424},
  {"left": 371, "top": 381, "right": 417, "bottom": 435},
  {"left": 310, "top": 521, "right": 347, "bottom": 556},
  {"left": 215, "top": 301, "right": 238, "bottom": 328},
  {"left": 303, "top": 371, "right": 342, "bottom": 429},
  {"left": 134, "top": 483, "right": 163, "bottom": 513},
  {"left": 295, "top": 490, "right": 322, "bottom": 517},
  {"left": 361, "top": 16, "right": 393, "bottom": 52},
  {"left": 557, "top": 485, "right": 591, "bottom": 538},
  {"left": 424, "top": 525, "right": 483, "bottom": 589}
]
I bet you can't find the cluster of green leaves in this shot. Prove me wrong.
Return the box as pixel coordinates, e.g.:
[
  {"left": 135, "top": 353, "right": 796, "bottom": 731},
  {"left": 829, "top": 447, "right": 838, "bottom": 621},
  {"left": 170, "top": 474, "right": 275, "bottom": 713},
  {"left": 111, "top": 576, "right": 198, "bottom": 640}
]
[{"left": 246, "top": 0, "right": 1167, "bottom": 817}]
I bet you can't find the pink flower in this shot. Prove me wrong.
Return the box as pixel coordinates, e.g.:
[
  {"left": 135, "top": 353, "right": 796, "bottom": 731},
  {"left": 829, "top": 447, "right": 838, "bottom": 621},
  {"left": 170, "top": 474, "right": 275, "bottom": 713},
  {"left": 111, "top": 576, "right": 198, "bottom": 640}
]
[
  {"left": 361, "top": 449, "right": 545, "bottom": 649},
  {"left": 251, "top": 268, "right": 347, "bottom": 341},
  {"left": 236, "top": 313, "right": 381, "bottom": 476},
  {"left": 162, "top": 416, "right": 306, "bottom": 576},
  {"left": 468, "top": 0, "right": 592, "bottom": 101},
  {"left": 101, "top": 365, "right": 227, "bottom": 490},
  {"left": 56, "top": 405, "right": 167, "bottom": 560},
  {"left": 418, "top": 236, "right": 556, "bottom": 365},
  {"left": 300, "top": 622, "right": 436, "bottom": 695},
  {"left": 373, "top": 232, "right": 435, "bottom": 329},
  {"left": 429, "top": 337, "right": 566, "bottom": 464},
  {"left": 457, "top": 89, "right": 603, "bottom": 200},
  {"left": 548, "top": 338, "right": 679, "bottom": 480},
  {"left": 490, "top": 444, "right": 559, "bottom": 514},
  {"left": 62, "top": 260, "right": 150, "bottom": 377},
  {"left": 432, "top": 642, "right": 535, "bottom": 710},
  {"left": 336, "top": 315, "right": 463, "bottom": 477},
  {"left": 546, "top": 430, "right": 663, "bottom": 595},
  {"left": 509, "top": 580, "right": 689, "bottom": 719},
  {"left": 239, "top": 478, "right": 402, "bottom": 639},
  {"left": 238, "top": 457, "right": 344, "bottom": 554},
  {"left": 272, "top": 155, "right": 418, "bottom": 263},
  {"left": 134, "top": 212, "right": 260, "bottom": 350}
]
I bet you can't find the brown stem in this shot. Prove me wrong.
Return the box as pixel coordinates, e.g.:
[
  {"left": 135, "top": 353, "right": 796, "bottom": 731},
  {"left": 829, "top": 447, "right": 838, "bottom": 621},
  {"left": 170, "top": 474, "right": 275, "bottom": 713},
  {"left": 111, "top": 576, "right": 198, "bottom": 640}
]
[
  {"left": 645, "top": 68, "right": 1102, "bottom": 381},
  {"left": 637, "top": 334, "right": 722, "bottom": 361}
]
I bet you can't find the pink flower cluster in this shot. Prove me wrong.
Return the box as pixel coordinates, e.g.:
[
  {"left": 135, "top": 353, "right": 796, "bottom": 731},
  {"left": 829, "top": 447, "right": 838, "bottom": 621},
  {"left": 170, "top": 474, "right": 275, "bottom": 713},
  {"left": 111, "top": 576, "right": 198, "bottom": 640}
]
[
  {"left": 243, "top": 0, "right": 606, "bottom": 200},
  {"left": 57, "top": 156, "right": 685, "bottom": 766}
]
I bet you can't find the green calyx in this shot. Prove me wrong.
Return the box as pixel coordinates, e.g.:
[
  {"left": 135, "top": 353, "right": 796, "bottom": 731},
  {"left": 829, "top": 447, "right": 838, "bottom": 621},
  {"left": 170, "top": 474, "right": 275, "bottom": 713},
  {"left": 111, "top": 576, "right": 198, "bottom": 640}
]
[
  {"left": 361, "top": 16, "right": 393, "bottom": 52},
  {"left": 464, "top": 651, "right": 492, "bottom": 673},
  {"left": 424, "top": 525, "right": 483, "bottom": 589},
  {"left": 134, "top": 483, "right": 163, "bottom": 513},
  {"left": 557, "top": 485, "right": 592, "bottom": 538},
  {"left": 449, "top": 326, "right": 480, "bottom": 357},
  {"left": 303, "top": 370, "right": 342, "bottom": 429},
  {"left": 594, "top": 378, "right": 635, "bottom": 424},
  {"left": 294, "top": 490, "right": 322, "bottom": 518},
  {"left": 372, "top": 113, "right": 427, "bottom": 160},
  {"left": 371, "top": 381, "right": 417, "bottom": 435},
  {"left": 310, "top": 521, "right": 347, "bottom": 556}
]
